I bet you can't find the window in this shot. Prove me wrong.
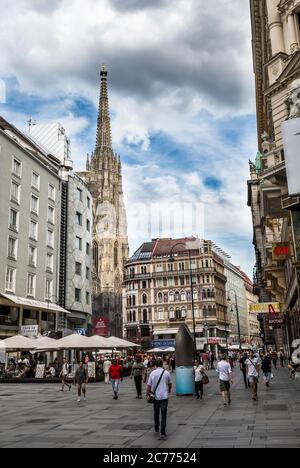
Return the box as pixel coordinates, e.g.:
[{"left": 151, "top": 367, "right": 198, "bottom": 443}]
[
  {"left": 45, "top": 279, "right": 53, "bottom": 300},
  {"left": 11, "top": 181, "right": 20, "bottom": 203},
  {"left": 76, "top": 237, "right": 82, "bottom": 251},
  {"left": 75, "top": 262, "right": 82, "bottom": 276},
  {"left": 86, "top": 219, "right": 90, "bottom": 232},
  {"left": 179, "top": 262, "right": 185, "bottom": 271},
  {"left": 194, "top": 307, "right": 200, "bottom": 318},
  {"left": 32, "top": 172, "right": 40, "bottom": 190},
  {"left": 169, "top": 291, "right": 174, "bottom": 302},
  {"left": 87, "top": 197, "right": 91, "bottom": 209},
  {"left": 76, "top": 188, "right": 82, "bottom": 201},
  {"left": 168, "top": 263, "right": 174, "bottom": 272},
  {"left": 29, "top": 220, "right": 38, "bottom": 240},
  {"left": 175, "top": 291, "right": 180, "bottom": 302},
  {"left": 27, "top": 273, "right": 36, "bottom": 297},
  {"left": 86, "top": 267, "right": 90, "bottom": 280},
  {"left": 181, "top": 307, "right": 187, "bottom": 318},
  {"left": 76, "top": 212, "right": 82, "bottom": 225},
  {"left": 156, "top": 264, "right": 163, "bottom": 273},
  {"left": 9, "top": 208, "right": 18, "bottom": 231},
  {"left": 156, "top": 278, "right": 163, "bottom": 288},
  {"left": 28, "top": 246, "right": 37, "bottom": 267},
  {"left": 31, "top": 195, "right": 39, "bottom": 214},
  {"left": 142, "top": 293, "right": 147, "bottom": 305},
  {"left": 5, "top": 267, "right": 16, "bottom": 292},
  {"left": 48, "top": 184, "right": 55, "bottom": 201},
  {"left": 48, "top": 206, "right": 55, "bottom": 224},
  {"left": 158, "top": 292, "right": 163, "bottom": 303},
  {"left": 75, "top": 288, "right": 81, "bottom": 302},
  {"left": 47, "top": 229, "right": 54, "bottom": 248},
  {"left": 181, "top": 291, "right": 186, "bottom": 301},
  {"left": 169, "top": 308, "right": 175, "bottom": 319},
  {"left": 46, "top": 253, "right": 53, "bottom": 272},
  {"left": 86, "top": 243, "right": 90, "bottom": 256},
  {"left": 158, "top": 308, "right": 164, "bottom": 320},
  {"left": 8, "top": 237, "right": 17, "bottom": 259},
  {"left": 142, "top": 280, "right": 147, "bottom": 289},
  {"left": 180, "top": 276, "right": 185, "bottom": 286},
  {"left": 167, "top": 277, "right": 174, "bottom": 287},
  {"left": 12, "top": 158, "right": 22, "bottom": 177},
  {"left": 114, "top": 242, "right": 118, "bottom": 269},
  {"left": 93, "top": 241, "right": 99, "bottom": 273},
  {"left": 86, "top": 292, "right": 90, "bottom": 305}
]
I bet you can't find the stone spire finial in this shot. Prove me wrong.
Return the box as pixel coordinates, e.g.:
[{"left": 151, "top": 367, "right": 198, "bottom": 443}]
[{"left": 95, "top": 64, "right": 112, "bottom": 151}]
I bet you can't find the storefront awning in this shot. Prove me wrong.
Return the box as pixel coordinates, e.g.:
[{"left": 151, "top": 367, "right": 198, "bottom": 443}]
[
  {"left": 0, "top": 293, "right": 71, "bottom": 314},
  {"left": 154, "top": 326, "right": 203, "bottom": 336}
]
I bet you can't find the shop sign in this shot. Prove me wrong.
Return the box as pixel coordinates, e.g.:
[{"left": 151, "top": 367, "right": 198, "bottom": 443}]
[{"left": 20, "top": 325, "right": 38, "bottom": 338}]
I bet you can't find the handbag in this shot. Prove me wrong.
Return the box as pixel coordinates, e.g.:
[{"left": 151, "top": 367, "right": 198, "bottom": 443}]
[
  {"left": 147, "top": 370, "right": 165, "bottom": 404},
  {"left": 202, "top": 374, "right": 209, "bottom": 385}
]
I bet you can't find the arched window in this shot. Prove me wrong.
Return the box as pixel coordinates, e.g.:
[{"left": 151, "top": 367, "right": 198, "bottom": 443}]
[
  {"left": 169, "top": 291, "right": 174, "bottom": 302},
  {"left": 158, "top": 308, "right": 164, "bottom": 320},
  {"left": 129, "top": 311, "right": 132, "bottom": 322},
  {"left": 181, "top": 307, "right": 186, "bottom": 318},
  {"left": 158, "top": 292, "right": 163, "bottom": 304},
  {"left": 169, "top": 307, "right": 175, "bottom": 319},
  {"left": 175, "top": 291, "right": 180, "bottom": 302},
  {"left": 193, "top": 290, "right": 198, "bottom": 300},
  {"left": 143, "top": 309, "right": 148, "bottom": 323},
  {"left": 175, "top": 308, "right": 181, "bottom": 320},
  {"left": 142, "top": 293, "right": 147, "bottom": 305},
  {"left": 181, "top": 291, "right": 186, "bottom": 301},
  {"left": 114, "top": 242, "right": 118, "bottom": 269},
  {"left": 93, "top": 241, "right": 99, "bottom": 273}
]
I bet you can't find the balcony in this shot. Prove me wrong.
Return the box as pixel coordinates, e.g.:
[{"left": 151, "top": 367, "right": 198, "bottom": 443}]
[{"left": 124, "top": 268, "right": 215, "bottom": 281}]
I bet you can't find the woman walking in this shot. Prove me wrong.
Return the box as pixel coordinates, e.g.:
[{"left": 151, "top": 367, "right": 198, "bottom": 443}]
[
  {"left": 193, "top": 360, "right": 205, "bottom": 400},
  {"left": 131, "top": 355, "right": 144, "bottom": 399}
]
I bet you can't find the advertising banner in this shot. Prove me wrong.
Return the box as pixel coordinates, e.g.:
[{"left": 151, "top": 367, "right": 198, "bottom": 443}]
[
  {"left": 92, "top": 316, "right": 109, "bottom": 337},
  {"left": 21, "top": 325, "right": 38, "bottom": 338},
  {"left": 249, "top": 303, "right": 281, "bottom": 314},
  {"left": 282, "top": 117, "right": 300, "bottom": 196}
]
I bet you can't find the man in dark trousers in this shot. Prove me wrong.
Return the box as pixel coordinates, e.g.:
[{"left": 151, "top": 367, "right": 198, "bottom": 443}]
[
  {"left": 75, "top": 361, "right": 88, "bottom": 402},
  {"left": 239, "top": 352, "right": 250, "bottom": 389},
  {"left": 146, "top": 358, "right": 172, "bottom": 441}
]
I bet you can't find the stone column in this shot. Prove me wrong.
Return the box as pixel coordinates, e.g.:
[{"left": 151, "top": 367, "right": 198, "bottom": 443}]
[
  {"left": 266, "top": 0, "right": 285, "bottom": 55},
  {"left": 18, "top": 306, "right": 23, "bottom": 330},
  {"left": 287, "top": 14, "right": 299, "bottom": 54}
]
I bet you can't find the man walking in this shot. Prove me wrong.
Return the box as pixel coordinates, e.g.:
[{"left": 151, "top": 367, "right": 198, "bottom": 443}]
[
  {"left": 279, "top": 349, "right": 284, "bottom": 368},
  {"left": 103, "top": 356, "right": 111, "bottom": 384},
  {"left": 109, "top": 359, "right": 123, "bottom": 400},
  {"left": 60, "top": 357, "right": 71, "bottom": 392},
  {"left": 261, "top": 353, "right": 272, "bottom": 388},
  {"left": 75, "top": 361, "right": 88, "bottom": 402},
  {"left": 239, "top": 352, "right": 250, "bottom": 389},
  {"left": 246, "top": 350, "right": 261, "bottom": 401},
  {"left": 147, "top": 358, "right": 172, "bottom": 441},
  {"left": 270, "top": 349, "right": 278, "bottom": 370},
  {"left": 217, "top": 355, "right": 233, "bottom": 407}
]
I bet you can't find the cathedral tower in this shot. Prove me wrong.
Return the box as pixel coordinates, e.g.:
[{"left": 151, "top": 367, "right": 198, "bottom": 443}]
[{"left": 80, "top": 65, "right": 129, "bottom": 335}]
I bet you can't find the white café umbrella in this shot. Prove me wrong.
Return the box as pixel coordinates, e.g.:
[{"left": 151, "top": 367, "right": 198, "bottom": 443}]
[
  {"left": 106, "top": 336, "right": 139, "bottom": 348},
  {"left": 31, "top": 336, "right": 59, "bottom": 352},
  {"left": 292, "top": 349, "right": 300, "bottom": 365},
  {"left": 164, "top": 347, "right": 175, "bottom": 352},
  {"left": 89, "top": 335, "right": 113, "bottom": 349},
  {"left": 0, "top": 340, "right": 6, "bottom": 350},
  {"left": 147, "top": 348, "right": 164, "bottom": 353},
  {"left": 56, "top": 333, "right": 96, "bottom": 350},
  {"left": 4, "top": 335, "right": 37, "bottom": 351}
]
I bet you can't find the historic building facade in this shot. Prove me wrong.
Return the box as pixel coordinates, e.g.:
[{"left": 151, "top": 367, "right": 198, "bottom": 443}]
[
  {"left": 123, "top": 238, "right": 228, "bottom": 353},
  {"left": 79, "top": 66, "right": 129, "bottom": 337},
  {"left": 248, "top": 0, "right": 300, "bottom": 349},
  {"left": 0, "top": 117, "right": 69, "bottom": 339}
]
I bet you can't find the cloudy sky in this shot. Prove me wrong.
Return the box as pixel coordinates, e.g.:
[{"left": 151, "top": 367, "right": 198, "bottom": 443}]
[{"left": 0, "top": 0, "right": 257, "bottom": 275}]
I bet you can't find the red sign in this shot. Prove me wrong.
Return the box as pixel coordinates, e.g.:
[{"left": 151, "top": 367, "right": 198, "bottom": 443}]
[
  {"left": 208, "top": 338, "right": 220, "bottom": 345},
  {"left": 272, "top": 243, "right": 291, "bottom": 261},
  {"left": 92, "top": 316, "right": 109, "bottom": 337}
]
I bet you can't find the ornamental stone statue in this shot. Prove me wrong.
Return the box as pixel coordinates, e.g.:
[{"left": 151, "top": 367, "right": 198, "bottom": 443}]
[{"left": 287, "top": 79, "right": 300, "bottom": 119}]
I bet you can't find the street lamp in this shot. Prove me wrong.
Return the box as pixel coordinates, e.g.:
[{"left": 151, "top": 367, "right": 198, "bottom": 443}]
[
  {"left": 169, "top": 242, "right": 196, "bottom": 342},
  {"left": 227, "top": 289, "right": 242, "bottom": 351}
]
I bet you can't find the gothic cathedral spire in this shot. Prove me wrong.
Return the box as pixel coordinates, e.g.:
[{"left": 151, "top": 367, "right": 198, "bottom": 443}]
[
  {"left": 96, "top": 65, "right": 112, "bottom": 151},
  {"left": 80, "top": 65, "right": 129, "bottom": 302}
]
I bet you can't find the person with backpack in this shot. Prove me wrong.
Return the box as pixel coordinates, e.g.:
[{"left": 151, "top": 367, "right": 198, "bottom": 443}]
[
  {"left": 60, "top": 357, "right": 71, "bottom": 392},
  {"left": 246, "top": 350, "right": 261, "bottom": 402},
  {"left": 261, "top": 353, "right": 272, "bottom": 388},
  {"left": 146, "top": 358, "right": 172, "bottom": 441}
]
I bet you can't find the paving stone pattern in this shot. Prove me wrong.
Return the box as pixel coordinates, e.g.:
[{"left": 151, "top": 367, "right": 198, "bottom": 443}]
[{"left": 0, "top": 366, "right": 299, "bottom": 448}]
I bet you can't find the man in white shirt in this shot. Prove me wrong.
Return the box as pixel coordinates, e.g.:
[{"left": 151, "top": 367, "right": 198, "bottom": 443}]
[
  {"left": 217, "top": 355, "right": 233, "bottom": 407},
  {"left": 246, "top": 350, "right": 261, "bottom": 402},
  {"left": 146, "top": 358, "right": 172, "bottom": 441},
  {"left": 103, "top": 358, "right": 111, "bottom": 384}
]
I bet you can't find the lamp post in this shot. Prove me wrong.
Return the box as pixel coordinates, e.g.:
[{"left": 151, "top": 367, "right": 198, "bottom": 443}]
[
  {"left": 169, "top": 242, "right": 196, "bottom": 342},
  {"left": 224, "top": 293, "right": 229, "bottom": 354},
  {"left": 227, "top": 289, "right": 242, "bottom": 351}
]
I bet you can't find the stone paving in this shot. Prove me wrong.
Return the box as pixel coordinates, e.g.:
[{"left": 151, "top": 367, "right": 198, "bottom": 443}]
[{"left": 0, "top": 365, "right": 300, "bottom": 448}]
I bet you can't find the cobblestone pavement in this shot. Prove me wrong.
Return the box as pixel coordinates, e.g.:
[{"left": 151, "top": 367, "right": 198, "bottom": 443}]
[{"left": 0, "top": 365, "right": 299, "bottom": 448}]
